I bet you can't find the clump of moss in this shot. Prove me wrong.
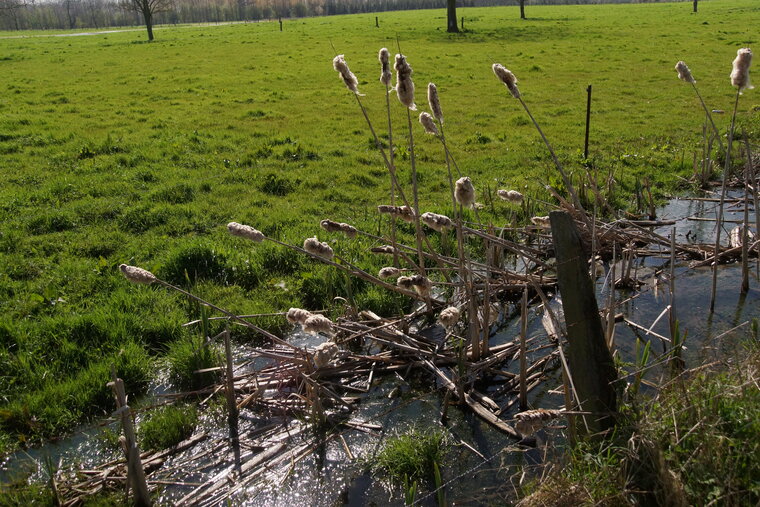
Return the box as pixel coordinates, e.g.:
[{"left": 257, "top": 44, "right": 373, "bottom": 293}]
[{"left": 139, "top": 404, "right": 198, "bottom": 452}]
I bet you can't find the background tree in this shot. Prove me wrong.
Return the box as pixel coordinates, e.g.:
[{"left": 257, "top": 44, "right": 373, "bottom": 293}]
[
  {"left": 446, "top": 0, "right": 457, "bottom": 32},
  {"left": 0, "top": 0, "right": 27, "bottom": 30},
  {"left": 120, "top": 0, "right": 172, "bottom": 40},
  {"left": 519, "top": 0, "right": 525, "bottom": 19}
]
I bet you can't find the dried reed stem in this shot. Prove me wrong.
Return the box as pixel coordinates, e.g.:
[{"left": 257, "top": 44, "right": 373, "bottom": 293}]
[
  {"left": 710, "top": 88, "right": 741, "bottom": 312},
  {"left": 690, "top": 82, "right": 724, "bottom": 150},
  {"left": 383, "top": 81, "right": 400, "bottom": 267},
  {"left": 741, "top": 139, "right": 750, "bottom": 293},
  {"left": 743, "top": 136, "right": 760, "bottom": 277},
  {"left": 519, "top": 289, "right": 528, "bottom": 410}
]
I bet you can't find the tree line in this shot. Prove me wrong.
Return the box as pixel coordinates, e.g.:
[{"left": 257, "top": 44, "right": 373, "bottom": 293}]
[{"left": 0, "top": 0, "right": 691, "bottom": 32}]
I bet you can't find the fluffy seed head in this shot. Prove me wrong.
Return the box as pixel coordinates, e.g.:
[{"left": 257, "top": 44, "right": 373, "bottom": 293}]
[
  {"left": 531, "top": 216, "right": 551, "bottom": 228},
  {"left": 419, "top": 112, "right": 439, "bottom": 135},
  {"left": 421, "top": 212, "right": 453, "bottom": 232},
  {"left": 333, "top": 54, "right": 359, "bottom": 94},
  {"left": 454, "top": 177, "right": 476, "bottom": 208},
  {"left": 675, "top": 61, "right": 696, "bottom": 84},
  {"left": 396, "top": 276, "right": 414, "bottom": 290},
  {"left": 303, "top": 237, "right": 334, "bottom": 260},
  {"left": 228, "top": 222, "right": 265, "bottom": 242},
  {"left": 303, "top": 314, "right": 333, "bottom": 335},
  {"left": 379, "top": 48, "right": 392, "bottom": 86},
  {"left": 286, "top": 307, "right": 312, "bottom": 325},
  {"left": 438, "top": 306, "right": 460, "bottom": 329},
  {"left": 378, "top": 204, "right": 415, "bottom": 222},
  {"left": 427, "top": 83, "right": 443, "bottom": 124},
  {"left": 497, "top": 189, "right": 524, "bottom": 204},
  {"left": 371, "top": 245, "right": 397, "bottom": 255},
  {"left": 313, "top": 341, "right": 339, "bottom": 368},
  {"left": 320, "top": 219, "right": 358, "bottom": 239},
  {"left": 119, "top": 264, "right": 156, "bottom": 285},
  {"left": 492, "top": 63, "right": 520, "bottom": 98},
  {"left": 379, "top": 266, "right": 401, "bottom": 279},
  {"left": 394, "top": 54, "right": 416, "bottom": 110},
  {"left": 515, "top": 408, "right": 563, "bottom": 436},
  {"left": 409, "top": 274, "right": 431, "bottom": 297},
  {"left": 731, "top": 48, "right": 753, "bottom": 91}
]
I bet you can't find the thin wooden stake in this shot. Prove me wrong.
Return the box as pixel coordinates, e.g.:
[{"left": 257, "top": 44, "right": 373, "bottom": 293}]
[
  {"left": 519, "top": 289, "right": 528, "bottom": 410},
  {"left": 108, "top": 373, "right": 151, "bottom": 507}
]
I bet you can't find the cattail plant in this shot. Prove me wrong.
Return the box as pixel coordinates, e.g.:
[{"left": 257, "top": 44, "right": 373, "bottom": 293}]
[
  {"left": 379, "top": 266, "right": 401, "bottom": 279},
  {"left": 710, "top": 47, "right": 753, "bottom": 312},
  {"left": 438, "top": 306, "right": 460, "bottom": 329},
  {"left": 333, "top": 54, "right": 360, "bottom": 95},
  {"left": 675, "top": 60, "right": 723, "bottom": 148},
  {"left": 379, "top": 47, "right": 399, "bottom": 266},
  {"left": 119, "top": 264, "right": 157, "bottom": 285},
  {"left": 312, "top": 341, "right": 339, "bottom": 368},
  {"left": 303, "top": 237, "right": 335, "bottom": 260},
  {"left": 421, "top": 211, "right": 453, "bottom": 232},
  {"left": 455, "top": 177, "right": 476, "bottom": 209},
  {"left": 286, "top": 307, "right": 312, "bottom": 325},
  {"left": 228, "top": 222, "right": 265, "bottom": 243},
  {"left": 377, "top": 204, "right": 416, "bottom": 223},
  {"left": 493, "top": 63, "right": 585, "bottom": 215},
  {"left": 427, "top": 83, "right": 443, "bottom": 124},
  {"left": 394, "top": 54, "right": 416, "bottom": 110},
  {"left": 497, "top": 189, "right": 524, "bottom": 204},
  {"left": 320, "top": 219, "right": 358, "bottom": 239},
  {"left": 419, "top": 112, "right": 439, "bottom": 135},
  {"left": 303, "top": 314, "right": 333, "bottom": 335}
]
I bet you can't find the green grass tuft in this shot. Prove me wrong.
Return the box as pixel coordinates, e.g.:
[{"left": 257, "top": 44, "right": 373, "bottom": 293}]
[
  {"left": 372, "top": 426, "right": 447, "bottom": 487},
  {"left": 139, "top": 404, "right": 198, "bottom": 452}
]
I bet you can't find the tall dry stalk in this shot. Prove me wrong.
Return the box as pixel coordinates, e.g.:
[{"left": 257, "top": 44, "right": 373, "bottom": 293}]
[{"left": 710, "top": 89, "right": 742, "bottom": 312}]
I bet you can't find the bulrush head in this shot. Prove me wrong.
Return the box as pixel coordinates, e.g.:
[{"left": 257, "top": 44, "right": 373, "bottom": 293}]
[
  {"left": 731, "top": 48, "right": 753, "bottom": 91},
  {"left": 303, "top": 314, "right": 333, "bottom": 335},
  {"left": 409, "top": 274, "right": 431, "bottom": 297},
  {"left": 313, "top": 341, "right": 339, "bottom": 368},
  {"left": 228, "top": 222, "right": 265, "bottom": 242},
  {"left": 427, "top": 83, "right": 443, "bottom": 124},
  {"left": 492, "top": 63, "right": 521, "bottom": 99},
  {"left": 421, "top": 212, "right": 453, "bottom": 232},
  {"left": 497, "top": 189, "right": 524, "bottom": 204},
  {"left": 303, "top": 237, "right": 334, "bottom": 260},
  {"left": 419, "top": 112, "right": 439, "bottom": 135},
  {"left": 286, "top": 307, "right": 312, "bottom": 325},
  {"left": 379, "top": 48, "right": 392, "bottom": 87},
  {"left": 377, "top": 204, "right": 415, "bottom": 222},
  {"left": 675, "top": 61, "right": 696, "bottom": 84},
  {"left": 320, "top": 219, "right": 358, "bottom": 239},
  {"left": 394, "top": 54, "right": 416, "bottom": 110},
  {"left": 371, "top": 245, "right": 397, "bottom": 255},
  {"left": 379, "top": 266, "right": 401, "bottom": 279},
  {"left": 119, "top": 264, "right": 157, "bottom": 285},
  {"left": 438, "top": 306, "right": 460, "bottom": 329},
  {"left": 396, "top": 276, "right": 414, "bottom": 290},
  {"left": 333, "top": 54, "right": 360, "bottom": 94},
  {"left": 454, "top": 177, "right": 476, "bottom": 208},
  {"left": 531, "top": 216, "right": 551, "bottom": 228}
]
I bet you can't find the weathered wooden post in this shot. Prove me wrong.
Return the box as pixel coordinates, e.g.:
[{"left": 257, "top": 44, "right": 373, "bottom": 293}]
[
  {"left": 584, "top": 85, "right": 592, "bottom": 160},
  {"left": 549, "top": 211, "right": 617, "bottom": 438},
  {"left": 375, "top": 16, "right": 379, "bottom": 28},
  {"left": 108, "top": 374, "right": 151, "bottom": 506},
  {"left": 278, "top": 17, "right": 282, "bottom": 31}
]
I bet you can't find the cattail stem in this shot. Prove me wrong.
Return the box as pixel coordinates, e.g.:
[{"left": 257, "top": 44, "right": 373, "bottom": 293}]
[
  {"left": 406, "top": 108, "right": 427, "bottom": 277},
  {"left": 519, "top": 288, "right": 528, "bottom": 411},
  {"left": 710, "top": 88, "right": 741, "bottom": 313},
  {"left": 743, "top": 136, "right": 760, "bottom": 277},
  {"left": 690, "top": 82, "right": 724, "bottom": 150},
  {"left": 384, "top": 86, "right": 400, "bottom": 267},
  {"left": 741, "top": 136, "right": 750, "bottom": 293},
  {"left": 517, "top": 96, "right": 585, "bottom": 215}
]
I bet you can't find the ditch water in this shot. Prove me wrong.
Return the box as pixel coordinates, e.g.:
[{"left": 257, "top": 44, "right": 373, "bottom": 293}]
[{"left": 1, "top": 190, "right": 758, "bottom": 505}]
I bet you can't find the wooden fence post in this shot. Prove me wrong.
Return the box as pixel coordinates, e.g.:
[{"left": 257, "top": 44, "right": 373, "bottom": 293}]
[
  {"left": 108, "top": 374, "right": 151, "bottom": 506},
  {"left": 549, "top": 211, "right": 617, "bottom": 438}
]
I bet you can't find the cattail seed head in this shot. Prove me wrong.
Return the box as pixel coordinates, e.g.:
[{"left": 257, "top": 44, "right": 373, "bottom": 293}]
[
  {"left": 731, "top": 48, "right": 753, "bottom": 91},
  {"left": 427, "top": 83, "right": 443, "bottom": 124},
  {"left": 515, "top": 408, "right": 563, "bottom": 436},
  {"left": 379, "top": 48, "right": 392, "bottom": 87},
  {"left": 492, "top": 63, "right": 521, "bottom": 99},
  {"left": 531, "top": 216, "right": 551, "bottom": 228},
  {"left": 313, "top": 341, "right": 339, "bottom": 368},
  {"left": 371, "top": 245, "right": 397, "bottom": 255},
  {"left": 675, "top": 61, "right": 696, "bottom": 84},
  {"left": 497, "top": 189, "right": 524, "bottom": 204},
  {"left": 333, "top": 54, "right": 360, "bottom": 94},
  {"left": 419, "top": 112, "right": 439, "bottom": 135},
  {"left": 394, "top": 54, "right": 416, "bottom": 110},
  {"left": 303, "top": 314, "right": 333, "bottom": 335},
  {"left": 454, "top": 177, "right": 476, "bottom": 208},
  {"left": 438, "top": 306, "right": 460, "bottom": 329},
  {"left": 303, "top": 237, "right": 334, "bottom": 260},
  {"left": 228, "top": 222, "right": 265, "bottom": 242},
  {"left": 421, "top": 211, "right": 453, "bottom": 232},
  {"left": 320, "top": 219, "right": 358, "bottom": 239},
  {"left": 409, "top": 274, "right": 431, "bottom": 297},
  {"left": 286, "top": 307, "right": 312, "bottom": 325},
  {"left": 396, "top": 276, "right": 414, "bottom": 290},
  {"left": 119, "top": 264, "right": 157, "bottom": 285},
  {"left": 379, "top": 266, "right": 401, "bottom": 279},
  {"left": 377, "top": 204, "right": 415, "bottom": 222}
]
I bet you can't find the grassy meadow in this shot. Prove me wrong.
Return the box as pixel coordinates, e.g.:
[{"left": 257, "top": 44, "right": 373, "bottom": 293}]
[{"left": 0, "top": 0, "right": 758, "bottom": 453}]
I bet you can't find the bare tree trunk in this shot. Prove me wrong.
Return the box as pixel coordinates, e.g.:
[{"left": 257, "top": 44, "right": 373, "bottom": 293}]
[
  {"left": 446, "top": 0, "right": 457, "bottom": 33},
  {"left": 520, "top": 0, "right": 525, "bottom": 19},
  {"left": 144, "top": 9, "right": 153, "bottom": 40},
  {"left": 693, "top": 0, "right": 698, "bottom": 12}
]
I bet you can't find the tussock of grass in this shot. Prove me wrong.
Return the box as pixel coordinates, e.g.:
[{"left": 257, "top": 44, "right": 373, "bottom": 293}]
[
  {"left": 139, "top": 404, "right": 198, "bottom": 452},
  {"left": 372, "top": 426, "right": 447, "bottom": 486},
  {"left": 165, "top": 334, "right": 221, "bottom": 391}
]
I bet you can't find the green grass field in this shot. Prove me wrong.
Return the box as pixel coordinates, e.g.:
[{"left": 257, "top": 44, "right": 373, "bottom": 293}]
[{"left": 0, "top": 0, "right": 758, "bottom": 454}]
